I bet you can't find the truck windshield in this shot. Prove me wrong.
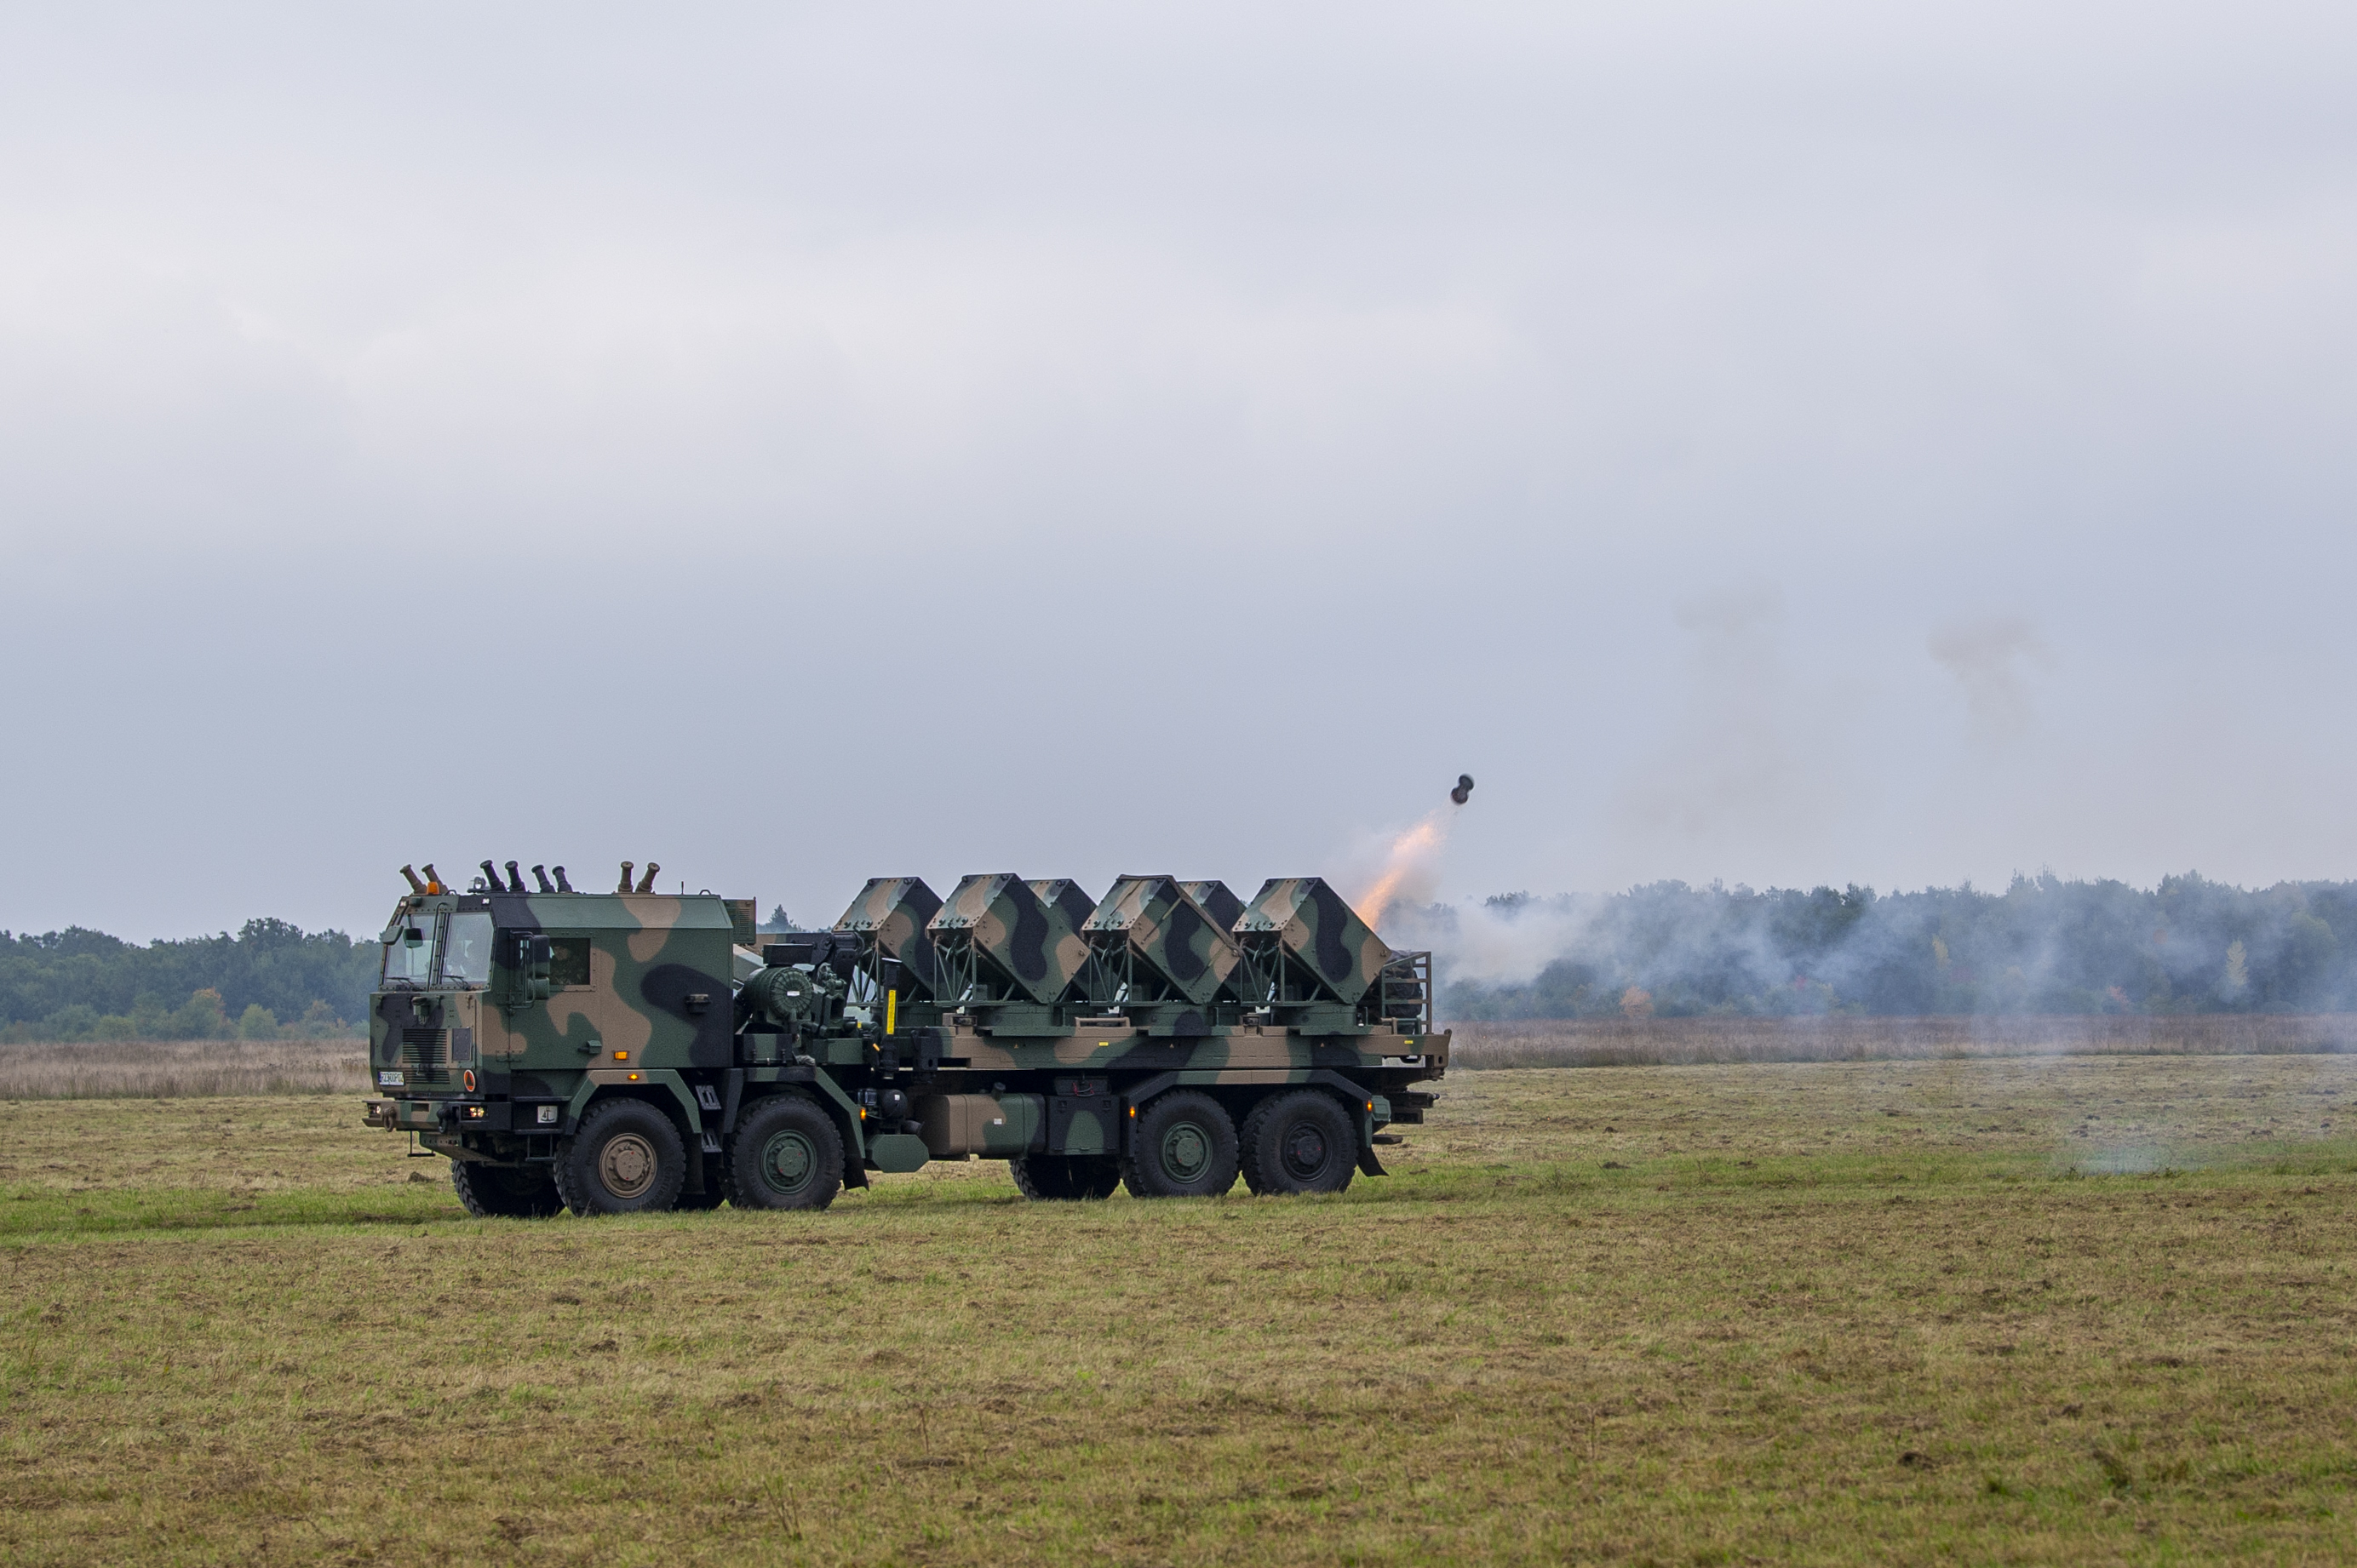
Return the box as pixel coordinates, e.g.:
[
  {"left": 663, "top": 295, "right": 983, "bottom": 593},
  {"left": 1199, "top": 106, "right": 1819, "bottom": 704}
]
[
  {"left": 438, "top": 913, "right": 496, "bottom": 987},
  {"left": 382, "top": 913, "right": 441, "bottom": 987}
]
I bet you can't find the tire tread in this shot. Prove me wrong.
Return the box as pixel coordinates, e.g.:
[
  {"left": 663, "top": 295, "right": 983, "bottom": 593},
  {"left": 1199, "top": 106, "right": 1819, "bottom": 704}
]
[
  {"left": 1119, "top": 1090, "right": 1240, "bottom": 1199},
  {"left": 553, "top": 1098, "right": 688, "bottom": 1216},
  {"left": 1238, "top": 1089, "right": 1356, "bottom": 1196},
  {"left": 721, "top": 1094, "right": 844, "bottom": 1211},
  {"left": 450, "top": 1160, "right": 564, "bottom": 1218}
]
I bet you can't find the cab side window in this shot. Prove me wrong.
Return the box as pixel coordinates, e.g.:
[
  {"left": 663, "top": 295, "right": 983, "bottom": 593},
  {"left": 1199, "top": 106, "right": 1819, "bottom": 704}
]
[{"left": 547, "top": 937, "right": 595, "bottom": 989}]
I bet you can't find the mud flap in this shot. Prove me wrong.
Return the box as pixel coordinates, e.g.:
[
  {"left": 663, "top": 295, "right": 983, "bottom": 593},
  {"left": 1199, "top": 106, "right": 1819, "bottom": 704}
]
[
  {"left": 1350, "top": 1088, "right": 1391, "bottom": 1177},
  {"left": 796, "top": 1064, "right": 871, "bottom": 1187}
]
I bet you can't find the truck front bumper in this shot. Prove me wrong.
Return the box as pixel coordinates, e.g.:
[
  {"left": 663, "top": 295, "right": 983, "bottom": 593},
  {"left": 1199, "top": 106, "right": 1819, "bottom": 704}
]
[{"left": 364, "top": 1098, "right": 490, "bottom": 1133}]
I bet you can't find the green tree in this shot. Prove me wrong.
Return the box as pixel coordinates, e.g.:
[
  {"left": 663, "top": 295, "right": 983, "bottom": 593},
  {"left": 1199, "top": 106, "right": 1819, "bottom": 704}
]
[
  {"left": 167, "top": 988, "right": 230, "bottom": 1040},
  {"left": 41, "top": 1004, "right": 99, "bottom": 1040}
]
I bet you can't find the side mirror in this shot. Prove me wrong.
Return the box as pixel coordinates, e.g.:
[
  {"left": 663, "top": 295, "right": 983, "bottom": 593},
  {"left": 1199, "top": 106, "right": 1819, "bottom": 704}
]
[
  {"left": 519, "top": 934, "right": 553, "bottom": 1002},
  {"left": 404, "top": 926, "right": 426, "bottom": 948}
]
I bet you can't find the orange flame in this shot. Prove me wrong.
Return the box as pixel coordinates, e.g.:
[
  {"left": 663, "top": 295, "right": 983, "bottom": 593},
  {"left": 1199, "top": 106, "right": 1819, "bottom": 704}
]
[{"left": 1356, "top": 811, "right": 1449, "bottom": 930}]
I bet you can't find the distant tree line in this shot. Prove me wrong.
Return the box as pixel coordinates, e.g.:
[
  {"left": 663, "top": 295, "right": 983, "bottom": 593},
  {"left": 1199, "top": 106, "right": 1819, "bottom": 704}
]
[
  {"left": 0, "top": 919, "right": 377, "bottom": 1043},
  {"left": 1399, "top": 874, "right": 2357, "bottom": 1021},
  {"left": 8, "top": 873, "right": 2351, "bottom": 1040}
]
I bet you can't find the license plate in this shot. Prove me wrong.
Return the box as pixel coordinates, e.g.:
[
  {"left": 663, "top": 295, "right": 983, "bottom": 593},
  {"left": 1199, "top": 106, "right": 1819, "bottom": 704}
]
[{"left": 377, "top": 1069, "right": 405, "bottom": 1087}]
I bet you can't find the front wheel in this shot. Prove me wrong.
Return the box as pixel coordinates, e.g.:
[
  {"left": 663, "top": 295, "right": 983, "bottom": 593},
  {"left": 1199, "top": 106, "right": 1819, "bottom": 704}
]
[
  {"left": 722, "top": 1095, "right": 844, "bottom": 1211},
  {"left": 1011, "top": 1153, "right": 1121, "bottom": 1201},
  {"left": 1238, "top": 1090, "right": 1357, "bottom": 1196},
  {"left": 1121, "top": 1090, "right": 1239, "bottom": 1199},
  {"left": 450, "top": 1161, "right": 564, "bottom": 1218},
  {"left": 553, "top": 1099, "right": 688, "bottom": 1216}
]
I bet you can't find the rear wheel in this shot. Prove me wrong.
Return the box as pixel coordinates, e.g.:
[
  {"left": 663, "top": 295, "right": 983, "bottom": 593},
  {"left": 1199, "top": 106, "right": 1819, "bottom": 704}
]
[
  {"left": 1120, "top": 1090, "right": 1239, "bottom": 1199},
  {"left": 1239, "top": 1090, "right": 1357, "bottom": 1196},
  {"left": 553, "top": 1099, "right": 687, "bottom": 1216},
  {"left": 450, "top": 1161, "right": 564, "bottom": 1218},
  {"left": 1011, "top": 1153, "right": 1121, "bottom": 1201},
  {"left": 722, "top": 1095, "right": 844, "bottom": 1211}
]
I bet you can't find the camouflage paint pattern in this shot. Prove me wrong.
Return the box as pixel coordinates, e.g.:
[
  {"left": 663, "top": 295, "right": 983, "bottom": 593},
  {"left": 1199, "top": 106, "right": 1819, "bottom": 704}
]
[
  {"left": 368, "top": 889, "right": 737, "bottom": 1130},
  {"left": 831, "top": 877, "right": 947, "bottom": 999},
  {"left": 1178, "top": 879, "right": 1246, "bottom": 931},
  {"left": 915, "top": 1092, "right": 1046, "bottom": 1157},
  {"left": 1081, "top": 876, "right": 1242, "bottom": 1006},
  {"left": 363, "top": 867, "right": 1447, "bottom": 1203},
  {"left": 1236, "top": 877, "right": 1393, "bottom": 1005},
  {"left": 1026, "top": 878, "right": 1102, "bottom": 937},
  {"left": 926, "top": 873, "right": 1097, "bottom": 1004},
  {"left": 943, "top": 1015, "right": 1441, "bottom": 1077},
  {"left": 1047, "top": 1090, "right": 1119, "bottom": 1156},
  {"left": 479, "top": 890, "right": 736, "bottom": 1068},
  {"left": 372, "top": 886, "right": 735, "bottom": 1084}
]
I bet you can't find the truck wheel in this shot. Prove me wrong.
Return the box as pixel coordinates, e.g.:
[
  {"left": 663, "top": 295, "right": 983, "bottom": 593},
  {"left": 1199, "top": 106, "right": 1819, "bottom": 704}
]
[
  {"left": 722, "top": 1096, "right": 843, "bottom": 1211},
  {"left": 1121, "top": 1090, "right": 1239, "bottom": 1199},
  {"left": 450, "top": 1161, "right": 564, "bottom": 1218},
  {"left": 1239, "top": 1090, "right": 1356, "bottom": 1196},
  {"left": 1011, "top": 1153, "right": 1121, "bottom": 1201},
  {"left": 553, "top": 1099, "right": 688, "bottom": 1216}
]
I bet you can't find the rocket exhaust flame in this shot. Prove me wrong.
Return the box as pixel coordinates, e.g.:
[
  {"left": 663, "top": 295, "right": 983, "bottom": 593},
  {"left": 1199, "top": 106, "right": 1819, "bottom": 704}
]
[
  {"left": 1356, "top": 813, "right": 1447, "bottom": 930},
  {"left": 1356, "top": 775, "right": 1477, "bottom": 930}
]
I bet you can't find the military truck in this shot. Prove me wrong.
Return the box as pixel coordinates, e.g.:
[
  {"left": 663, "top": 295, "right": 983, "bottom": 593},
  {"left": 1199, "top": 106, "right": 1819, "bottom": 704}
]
[{"left": 362, "top": 860, "right": 1447, "bottom": 1216}]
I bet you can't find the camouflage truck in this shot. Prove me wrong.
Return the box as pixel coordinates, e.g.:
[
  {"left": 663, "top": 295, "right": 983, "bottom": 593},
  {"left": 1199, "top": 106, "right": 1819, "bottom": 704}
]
[{"left": 362, "top": 860, "right": 1446, "bottom": 1216}]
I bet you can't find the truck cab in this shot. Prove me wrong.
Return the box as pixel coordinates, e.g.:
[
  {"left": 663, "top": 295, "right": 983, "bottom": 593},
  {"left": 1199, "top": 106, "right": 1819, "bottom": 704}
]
[{"left": 363, "top": 883, "right": 749, "bottom": 1177}]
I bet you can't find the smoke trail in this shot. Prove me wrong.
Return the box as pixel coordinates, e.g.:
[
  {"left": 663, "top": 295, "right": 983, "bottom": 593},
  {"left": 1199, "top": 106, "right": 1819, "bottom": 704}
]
[
  {"left": 1928, "top": 615, "right": 2054, "bottom": 747},
  {"left": 1356, "top": 808, "right": 1453, "bottom": 929}
]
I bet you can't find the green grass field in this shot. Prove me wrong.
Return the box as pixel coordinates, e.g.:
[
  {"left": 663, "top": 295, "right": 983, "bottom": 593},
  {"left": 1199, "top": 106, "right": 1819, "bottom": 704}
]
[{"left": 3, "top": 1055, "right": 2353, "bottom": 1565}]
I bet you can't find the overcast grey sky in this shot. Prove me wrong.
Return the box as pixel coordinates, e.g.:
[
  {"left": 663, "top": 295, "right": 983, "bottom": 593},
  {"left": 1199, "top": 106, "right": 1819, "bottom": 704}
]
[{"left": 3, "top": 2, "right": 2354, "bottom": 941}]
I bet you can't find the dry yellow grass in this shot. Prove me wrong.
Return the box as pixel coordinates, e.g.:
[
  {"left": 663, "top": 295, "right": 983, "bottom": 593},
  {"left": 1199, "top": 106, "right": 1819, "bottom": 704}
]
[
  {"left": 0, "top": 1039, "right": 365, "bottom": 1099},
  {"left": 1, "top": 1056, "right": 2353, "bottom": 1565},
  {"left": 1450, "top": 1013, "right": 2357, "bottom": 1068},
  {"left": 3, "top": 1017, "right": 2345, "bottom": 1100}
]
